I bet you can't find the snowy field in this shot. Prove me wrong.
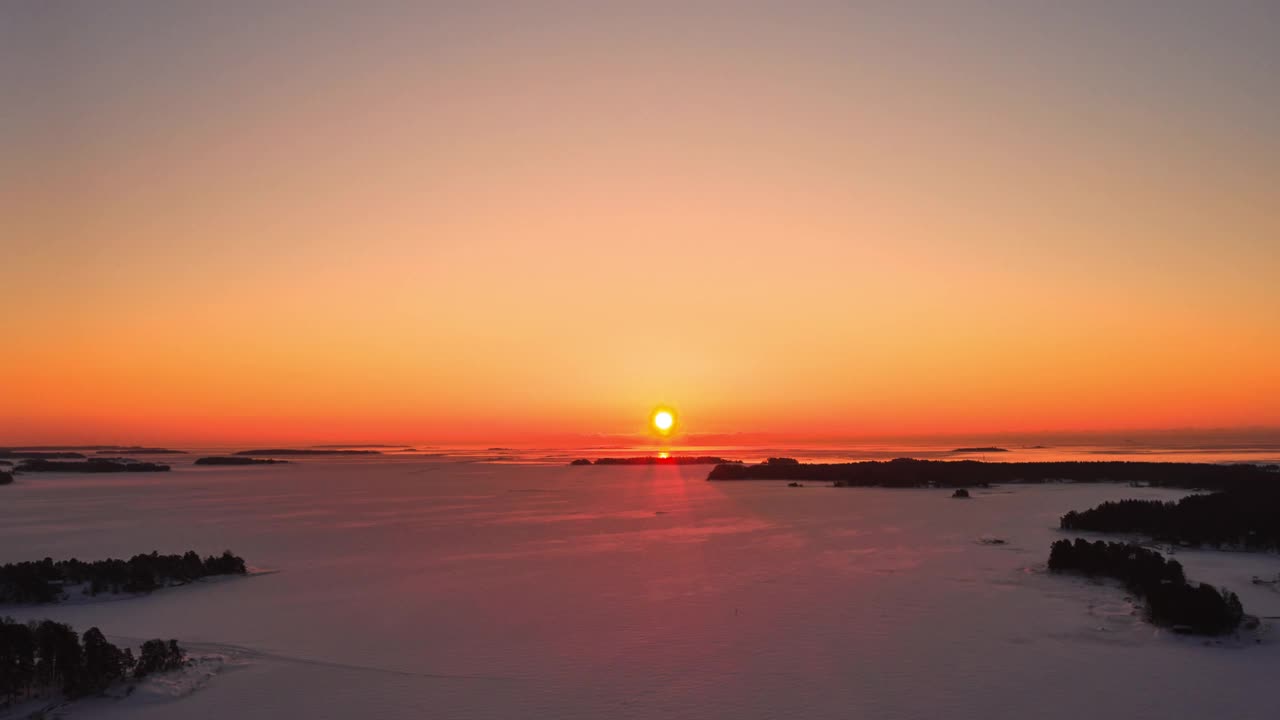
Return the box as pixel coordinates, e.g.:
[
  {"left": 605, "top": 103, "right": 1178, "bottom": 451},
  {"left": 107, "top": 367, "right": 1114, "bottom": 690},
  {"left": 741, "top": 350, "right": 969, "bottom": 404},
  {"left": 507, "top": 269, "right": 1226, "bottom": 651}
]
[{"left": 3, "top": 457, "right": 1279, "bottom": 719}]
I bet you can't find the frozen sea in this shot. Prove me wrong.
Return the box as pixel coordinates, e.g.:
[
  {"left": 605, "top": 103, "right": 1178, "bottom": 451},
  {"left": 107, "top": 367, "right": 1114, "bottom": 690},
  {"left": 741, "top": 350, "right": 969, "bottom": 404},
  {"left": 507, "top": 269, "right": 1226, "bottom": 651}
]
[{"left": 3, "top": 454, "right": 1280, "bottom": 719}]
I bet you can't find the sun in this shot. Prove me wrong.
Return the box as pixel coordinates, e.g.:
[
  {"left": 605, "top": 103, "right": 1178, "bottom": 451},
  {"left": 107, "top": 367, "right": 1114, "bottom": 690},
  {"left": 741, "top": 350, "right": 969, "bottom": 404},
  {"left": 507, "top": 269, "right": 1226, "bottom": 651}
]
[{"left": 651, "top": 408, "right": 676, "bottom": 436}]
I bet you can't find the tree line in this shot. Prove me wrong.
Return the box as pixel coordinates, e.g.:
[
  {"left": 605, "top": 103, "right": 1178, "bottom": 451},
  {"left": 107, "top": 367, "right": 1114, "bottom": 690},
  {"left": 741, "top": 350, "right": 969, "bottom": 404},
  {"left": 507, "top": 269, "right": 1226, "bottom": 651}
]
[
  {"left": 0, "top": 617, "right": 186, "bottom": 706},
  {"left": 1060, "top": 487, "right": 1280, "bottom": 550},
  {"left": 1048, "top": 539, "right": 1245, "bottom": 634},
  {"left": 707, "top": 458, "right": 1279, "bottom": 490},
  {"left": 0, "top": 551, "right": 247, "bottom": 604},
  {"left": 13, "top": 458, "right": 171, "bottom": 473}
]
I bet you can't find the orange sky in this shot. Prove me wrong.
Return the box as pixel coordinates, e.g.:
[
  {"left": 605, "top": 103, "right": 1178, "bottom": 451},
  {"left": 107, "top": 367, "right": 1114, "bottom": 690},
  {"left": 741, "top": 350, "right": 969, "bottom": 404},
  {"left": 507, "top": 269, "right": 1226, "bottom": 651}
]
[{"left": 3, "top": 3, "right": 1278, "bottom": 445}]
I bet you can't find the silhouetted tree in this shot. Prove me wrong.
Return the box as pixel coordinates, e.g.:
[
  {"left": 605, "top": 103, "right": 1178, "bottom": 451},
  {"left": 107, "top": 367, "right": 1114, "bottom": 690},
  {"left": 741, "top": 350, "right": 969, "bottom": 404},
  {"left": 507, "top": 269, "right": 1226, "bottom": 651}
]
[
  {"left": 0, "top": 617, "right": 36, "bottom": 703},
  {"left": 33, "top": 620, "right": 82, "bottom": 695},
  {"left": 204, "top": 550, "right": 247, "bottom": 575},
  {"left": 134, "top": 639, "right": 184, "bottom": 678},
  {"left": 0, "top": 617, "right": 175, "bottom": 706},
  {"left": 80, "top": 627, "right": 132, "bottom": 695}
]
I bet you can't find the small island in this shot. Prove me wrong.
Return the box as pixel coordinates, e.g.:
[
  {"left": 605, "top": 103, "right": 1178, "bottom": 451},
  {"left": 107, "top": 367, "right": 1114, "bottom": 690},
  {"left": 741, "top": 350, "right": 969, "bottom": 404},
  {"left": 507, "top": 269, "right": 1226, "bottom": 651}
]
[
  {"left": 233, "top": 448, "right": 382, "bottom": 456},
  {"left": 951, "top": 488, "right": 970, "bottom": 498},
  {"left": 951, "top": 446, "right": 1009, "bottom": 453},
  {"left": 1048, "top": 539, "right": 1246, "bottom": 635},
  {"left": 195, "top": 456, "right": 290, "bottom": 466},
  {"left": 0, "top": 550, "right": 248, "bottom": 604},
  {"left": 574, "top": 456, "right": 742, "bottom": 466},
  {"left": 0, "top": 617, "right": 187, "bottom": 708},
  {"left": 14, "top": 458, "right": 171, "bottom": 473}
]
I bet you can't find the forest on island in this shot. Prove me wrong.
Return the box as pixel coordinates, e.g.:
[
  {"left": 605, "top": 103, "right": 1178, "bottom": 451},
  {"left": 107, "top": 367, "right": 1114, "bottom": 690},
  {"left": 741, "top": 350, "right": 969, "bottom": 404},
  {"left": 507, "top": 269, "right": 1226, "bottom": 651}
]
[{"left": 0, "top": 551, "right": 247, "bottom": 604}]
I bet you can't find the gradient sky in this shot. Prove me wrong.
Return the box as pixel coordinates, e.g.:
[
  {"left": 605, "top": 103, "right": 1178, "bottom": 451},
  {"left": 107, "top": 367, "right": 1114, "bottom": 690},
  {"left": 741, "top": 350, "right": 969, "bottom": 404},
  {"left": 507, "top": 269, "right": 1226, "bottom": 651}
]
[{"left": 3, "top": 1, "right": 1278, "bottom": 445}]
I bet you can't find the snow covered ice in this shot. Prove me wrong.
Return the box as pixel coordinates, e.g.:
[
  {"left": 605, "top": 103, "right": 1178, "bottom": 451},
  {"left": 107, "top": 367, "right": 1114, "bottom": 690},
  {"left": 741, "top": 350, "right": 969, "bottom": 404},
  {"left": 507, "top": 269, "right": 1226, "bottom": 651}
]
[{"left": 3, "top": 457, "right": 1279, "bottom": 719}]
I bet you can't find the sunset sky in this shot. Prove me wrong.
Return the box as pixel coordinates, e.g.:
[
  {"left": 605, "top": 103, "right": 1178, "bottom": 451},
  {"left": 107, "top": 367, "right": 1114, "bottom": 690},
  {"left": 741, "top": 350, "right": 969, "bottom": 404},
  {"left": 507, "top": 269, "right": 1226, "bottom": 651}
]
[{"left": 3, "top": 2, "right": 1278, "bottom": 445}]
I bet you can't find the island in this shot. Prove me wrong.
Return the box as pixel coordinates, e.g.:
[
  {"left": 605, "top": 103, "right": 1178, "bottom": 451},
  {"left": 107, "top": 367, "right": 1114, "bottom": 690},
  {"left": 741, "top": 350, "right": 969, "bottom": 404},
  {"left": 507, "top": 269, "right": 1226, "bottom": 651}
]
[
  {"left": 0, "top": 617, "right": 187, "bottom": 706},
  {"left": 311, "top": 444, "right": 406, "bottom": 449},
  {"left": 195, "top": 456, "right": 290, "bottom": 466},
  {"left": 707, "top": 458, "right": 1278, "bottom": 490},
  {"left": 951, "top": 446, "right": 1009, "bottom": 453},
  {"left": 94, "top": 447, "right": 187, "bottom": 455},
  {"left": 951, "top": 488, "right": 970, "bottom": 498},
  {"left": 574, "top": 456, "right": 742, "bottom": 466},
  {"left": 0, "top": 550, "right": 248, "bottom": 604},
  {"left": 233, "top": 448, "right": 382, "bottom": 456},
  {"left": 1048, "top": 539, "right": 1246, "bottom": 635},
  {"left": 14, "top": 458, "right": 171, "bottom": 473},
  {"left": 0, "top": 450, "right": 86, "bottom": 459},
  {"left": 1060, "top": 485, "right": 1280, "bottom": 551},
  {"left": 2, "top": 445, "right": 182, "bottom": 452}
]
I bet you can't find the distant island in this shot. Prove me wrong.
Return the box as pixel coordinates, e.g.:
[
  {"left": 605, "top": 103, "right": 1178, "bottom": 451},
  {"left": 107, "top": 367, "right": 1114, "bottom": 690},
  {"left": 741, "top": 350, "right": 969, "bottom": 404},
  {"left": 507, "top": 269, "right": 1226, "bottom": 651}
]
[
  {"left": 311, "top": 444, "right": 407, "bottom": 449},
  {"left": 1048, "top": 539, "right": 1246, "bottom": 635},
  {"left": 14, "top": 458, "right": 171, "bottom": 473},
  {"left": 195, "top": 456, "right": 290, "bottom": 466},
  {"left": 0, "top": 550, "right": 248, "bottom": 604},
  {"left": 0, "top": 617, "right": 187, "bottom": 705},
  {"left": 951, "top": 446, "right": 1009, "bottom": 453},
  {"left": 572, "top": 456, "right": 742, "bottom": 466},
  {"left": 0, "top": 446, "right": 186, "bottom": 458},
  {"left": 0, "top": 450, "right": 86, "bottom": 459},
  {"left": 233, "top": 448, "right": 382, "bottom": 456},
  {"left": 4, "top": 445, "right": 176, "bottom": 451},
  {"left": 707, "top": 458, "right": 1278, "bottom": 490},
  {"left": 94, "top": 447, "right": 186, "bottom": 455}
]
